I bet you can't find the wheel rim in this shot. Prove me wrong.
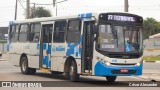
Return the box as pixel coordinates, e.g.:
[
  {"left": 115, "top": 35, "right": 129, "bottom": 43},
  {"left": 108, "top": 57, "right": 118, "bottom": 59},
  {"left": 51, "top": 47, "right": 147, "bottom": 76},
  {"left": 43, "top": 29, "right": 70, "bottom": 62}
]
[
  {"left": 69, "top": 65, "right": 74, "bottom": 76},
  {"left": 22, "top": 60, "right": 27, "bottom": 71}
]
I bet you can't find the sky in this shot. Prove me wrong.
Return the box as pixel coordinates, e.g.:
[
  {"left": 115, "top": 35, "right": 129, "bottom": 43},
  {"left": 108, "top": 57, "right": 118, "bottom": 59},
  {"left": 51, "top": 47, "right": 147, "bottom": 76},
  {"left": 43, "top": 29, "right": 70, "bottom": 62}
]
[{"left": 0, "top": 0, "right": 160, "bottom": 27}]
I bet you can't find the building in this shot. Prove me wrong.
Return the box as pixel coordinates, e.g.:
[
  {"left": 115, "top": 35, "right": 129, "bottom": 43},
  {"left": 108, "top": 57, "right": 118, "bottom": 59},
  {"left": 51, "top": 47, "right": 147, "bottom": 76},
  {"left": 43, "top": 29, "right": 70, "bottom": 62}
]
[
  {"left": 0, "top": 27, "right": 8, "bottom": 53},
  {"left": 0, "top": 27, "right": 8, "bottom": 40},
  {"left": 143, "top": 33, "right": 160, "bottom": 50}
]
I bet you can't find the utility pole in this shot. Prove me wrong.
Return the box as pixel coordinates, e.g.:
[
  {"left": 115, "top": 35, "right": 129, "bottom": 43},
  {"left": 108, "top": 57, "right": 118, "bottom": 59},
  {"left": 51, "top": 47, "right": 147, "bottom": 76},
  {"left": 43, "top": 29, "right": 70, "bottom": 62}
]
[
  {"left": 53, "top": 0, "right": 56, "bottom": 7},
  {"left": 124, "top": 0, "right": 129, "bottom": 12},
  {"left": 26, "top": 0, "right": 30, "bottom": 19},
  {"left": 53, "top": 0, "right": 67, "bottom": 16},
  {"left": 14, "top": 0, "right": 18, "bottom": 20},
  {"left": 53, "top": 0, "right": 57, "bottom": 16},
  {"left": 33, "top": 3, "right": 36, "bottom": 18}
]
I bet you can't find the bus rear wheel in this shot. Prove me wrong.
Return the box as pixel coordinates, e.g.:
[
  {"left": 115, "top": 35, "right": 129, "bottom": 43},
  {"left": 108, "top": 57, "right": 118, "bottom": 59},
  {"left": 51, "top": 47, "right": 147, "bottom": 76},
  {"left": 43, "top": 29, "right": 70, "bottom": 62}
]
[
  {"left": 20, "top": 57, "right": 36, "bottom": 75},
  {"left": 106, "top": 76, "right": 117, "bottom": 83}
]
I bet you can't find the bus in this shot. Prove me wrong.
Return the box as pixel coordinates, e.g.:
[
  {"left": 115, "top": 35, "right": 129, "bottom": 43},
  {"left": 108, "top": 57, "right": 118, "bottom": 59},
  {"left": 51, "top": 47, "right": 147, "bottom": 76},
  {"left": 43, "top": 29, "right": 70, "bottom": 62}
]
[{"left": 8, "top": 12, "right": 143, "bottom": 82}]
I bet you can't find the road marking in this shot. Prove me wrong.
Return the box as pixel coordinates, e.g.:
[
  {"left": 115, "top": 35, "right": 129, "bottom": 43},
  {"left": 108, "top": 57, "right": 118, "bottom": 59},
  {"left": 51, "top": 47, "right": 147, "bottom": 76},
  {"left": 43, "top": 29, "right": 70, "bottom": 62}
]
[{"left": 130, "top": 76, "right": 148, "bottom": 81}]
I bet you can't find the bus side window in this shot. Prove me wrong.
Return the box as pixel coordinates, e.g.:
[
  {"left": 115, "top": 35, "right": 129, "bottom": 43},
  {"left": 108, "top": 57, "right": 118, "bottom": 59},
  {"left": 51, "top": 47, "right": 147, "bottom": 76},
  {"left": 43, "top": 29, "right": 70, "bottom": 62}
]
[
  {"left": 19, "top": 24, "right": 29, "bottom": 42},
  {"left": 66, "top": 19, "right": 81, "bottom": 43},
  {"left": 53, "top": 21, "right": 66, "bottom": 43},
  {"left": 29, "top": 23, "right": 41, "bottom": 43},
  {"left": 10, "top": 25, "right": 19, "bottom": 42}
]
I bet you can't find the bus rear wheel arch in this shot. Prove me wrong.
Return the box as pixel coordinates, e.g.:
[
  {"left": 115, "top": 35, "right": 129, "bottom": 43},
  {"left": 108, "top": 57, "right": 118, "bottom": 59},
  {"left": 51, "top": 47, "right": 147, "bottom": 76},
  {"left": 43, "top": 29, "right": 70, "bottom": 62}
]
[
  {"left": 64, "top": 57, "right": 79, "bottom": 81},
  {"left": 20, "top": 56, "right": 36, "bottom": 75}
]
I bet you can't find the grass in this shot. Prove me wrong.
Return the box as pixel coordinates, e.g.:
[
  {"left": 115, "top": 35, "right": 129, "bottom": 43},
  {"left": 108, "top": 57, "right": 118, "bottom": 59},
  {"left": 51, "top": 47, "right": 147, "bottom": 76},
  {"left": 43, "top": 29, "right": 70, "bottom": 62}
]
[{"left": 144, "top": 56, "right": 160, "bottom": 61}]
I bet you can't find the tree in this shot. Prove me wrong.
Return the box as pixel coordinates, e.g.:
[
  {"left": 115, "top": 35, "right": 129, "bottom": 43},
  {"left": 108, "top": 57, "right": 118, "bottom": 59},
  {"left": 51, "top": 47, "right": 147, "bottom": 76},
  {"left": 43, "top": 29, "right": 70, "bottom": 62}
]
[
  {"left": 30, "top": 7, "right": 52, "bottom": 18},
  {"left": 143, "top": 18, "right": 160, "bottom": 39}
]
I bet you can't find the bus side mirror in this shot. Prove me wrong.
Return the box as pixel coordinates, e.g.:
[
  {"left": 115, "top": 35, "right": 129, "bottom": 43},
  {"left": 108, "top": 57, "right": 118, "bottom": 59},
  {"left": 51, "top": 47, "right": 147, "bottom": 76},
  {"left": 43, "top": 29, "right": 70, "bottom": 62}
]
[{"left": 94, "top": 25, "right": 98, "bottom": 34}]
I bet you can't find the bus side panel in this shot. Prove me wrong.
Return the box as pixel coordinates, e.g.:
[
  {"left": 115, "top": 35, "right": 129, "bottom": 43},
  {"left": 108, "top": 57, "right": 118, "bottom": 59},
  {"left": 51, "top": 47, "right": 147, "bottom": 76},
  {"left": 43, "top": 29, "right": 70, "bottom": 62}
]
[
  {"left": 15, "top": 42, "right": 29, "bottom": 55},
  {"left": 75, "top": 58, "right": 81, "bottom": 74},
  {"left": 50, "top": 43, "right": 82, "bottom": 74},
  {"left": 9, "top": 54, "right": 21, "bottom": 66},
  {"left": 28, "top": 43, "right": 39, "bottom": 69},
  {"left": 65, "top": 42, "right": 82, "bottom": 74},
  {"left": 9, "top": 43, "right": 21, "bottom": 66},
  {"left": 51, "top": 43, "right": 66, "bottom": 72}
]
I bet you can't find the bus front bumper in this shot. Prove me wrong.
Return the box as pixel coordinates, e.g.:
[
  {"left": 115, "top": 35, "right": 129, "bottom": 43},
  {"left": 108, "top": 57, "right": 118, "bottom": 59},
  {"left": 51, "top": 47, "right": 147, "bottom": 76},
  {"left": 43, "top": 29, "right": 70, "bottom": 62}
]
[{"left": 94, "top": 61, "right": 143, "bottom": 76}]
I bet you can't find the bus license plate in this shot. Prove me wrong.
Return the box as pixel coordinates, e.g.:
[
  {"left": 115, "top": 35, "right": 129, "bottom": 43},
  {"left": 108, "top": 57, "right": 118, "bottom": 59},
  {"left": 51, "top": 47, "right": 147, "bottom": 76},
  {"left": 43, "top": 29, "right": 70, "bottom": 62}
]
[{"left": 120, "top": 69, "right": 128, "bottom": 73}]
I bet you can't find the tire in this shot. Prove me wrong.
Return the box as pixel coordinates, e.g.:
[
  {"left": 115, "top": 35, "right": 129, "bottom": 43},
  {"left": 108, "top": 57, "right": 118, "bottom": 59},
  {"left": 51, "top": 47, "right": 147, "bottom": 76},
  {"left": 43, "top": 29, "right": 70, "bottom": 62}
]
[
  {"left": 65, "top": 60, "right": 79, "bottom": 82},
  {"left": 20, "top": 57, "right": 36, "bottom": 75},
  {"left": 106, "top": 76, "right": 117, "bottom": 83}
]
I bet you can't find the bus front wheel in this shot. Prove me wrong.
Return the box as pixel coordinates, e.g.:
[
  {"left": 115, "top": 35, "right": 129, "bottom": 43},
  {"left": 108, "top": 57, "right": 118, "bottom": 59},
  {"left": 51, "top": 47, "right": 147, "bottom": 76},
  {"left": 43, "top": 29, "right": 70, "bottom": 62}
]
[
  {"left": 106, "top": 76, "right": 117, "bottom": 83},
  {"left": 20, "top": 57, "right": 36, "bottom": 75},
  {"left": 65, "top": 60, "right": 79, "bottom": 81}
]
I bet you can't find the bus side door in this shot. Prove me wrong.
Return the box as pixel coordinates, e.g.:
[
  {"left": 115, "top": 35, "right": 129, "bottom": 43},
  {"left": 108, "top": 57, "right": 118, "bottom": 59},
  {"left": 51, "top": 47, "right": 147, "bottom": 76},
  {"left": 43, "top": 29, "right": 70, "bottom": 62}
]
[
  {"left": 40, "top": 22, "right": 53, "bottom": 68},
  {"left": 82, "top": 21, "right": 95, "bottom": 73}
]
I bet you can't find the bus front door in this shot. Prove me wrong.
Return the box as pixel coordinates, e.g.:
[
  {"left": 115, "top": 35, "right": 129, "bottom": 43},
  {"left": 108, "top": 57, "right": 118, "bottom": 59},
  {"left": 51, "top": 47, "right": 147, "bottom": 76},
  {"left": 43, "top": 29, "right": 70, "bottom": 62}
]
[
  {"left": 40, "top": 24, "right": 53, "bottom": 68},
  {"left": 82, "top": 21, "right": 95, "bottom": 73}
]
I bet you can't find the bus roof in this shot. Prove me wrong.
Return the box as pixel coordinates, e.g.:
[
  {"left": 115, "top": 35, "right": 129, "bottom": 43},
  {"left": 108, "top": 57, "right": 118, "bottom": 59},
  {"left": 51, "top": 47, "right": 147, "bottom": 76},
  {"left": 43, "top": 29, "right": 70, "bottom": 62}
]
[{"left": 10, "top": 12, "right": 142, "bottom": 24}]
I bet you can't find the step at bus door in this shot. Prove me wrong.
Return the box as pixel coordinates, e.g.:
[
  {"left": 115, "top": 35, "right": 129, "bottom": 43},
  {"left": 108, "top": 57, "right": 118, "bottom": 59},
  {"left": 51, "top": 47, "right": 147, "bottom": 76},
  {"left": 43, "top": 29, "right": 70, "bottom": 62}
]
[
  {"left": 40, "top": 23, "right": 53, "bottom": 68},
  {"left": 82, "top": 21, "right": 95, "bottom": 73}
]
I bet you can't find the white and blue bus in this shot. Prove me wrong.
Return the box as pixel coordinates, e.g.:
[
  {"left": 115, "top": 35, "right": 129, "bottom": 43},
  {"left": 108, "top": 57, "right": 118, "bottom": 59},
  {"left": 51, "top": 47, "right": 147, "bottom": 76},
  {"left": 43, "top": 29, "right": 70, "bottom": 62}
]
[{"left": 8, "top": 12, "right": 143, "bottom": 82}]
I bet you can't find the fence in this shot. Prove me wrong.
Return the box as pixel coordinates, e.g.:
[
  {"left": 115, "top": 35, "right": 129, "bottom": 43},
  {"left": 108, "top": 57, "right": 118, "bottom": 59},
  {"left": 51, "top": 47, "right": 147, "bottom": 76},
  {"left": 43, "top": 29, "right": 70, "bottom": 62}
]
[
  {"left": 143, "top": 38, "right": 160, "bottom": 50},
  {"left": 0, "top": 43, "right": 7, "bottom": 53}
]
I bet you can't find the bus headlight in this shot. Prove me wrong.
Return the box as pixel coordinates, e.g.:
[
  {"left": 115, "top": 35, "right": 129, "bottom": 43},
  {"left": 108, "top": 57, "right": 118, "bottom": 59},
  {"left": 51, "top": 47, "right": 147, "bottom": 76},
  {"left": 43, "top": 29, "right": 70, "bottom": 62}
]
[
  {"left": 135, "top": 62, "right": 140, "bottom": 66},
  {"left": 102, "top": 57, "right": 111, "bottom": 66},
  {"left": 106, "top": 62, "right": 111, "bottom": 66}
]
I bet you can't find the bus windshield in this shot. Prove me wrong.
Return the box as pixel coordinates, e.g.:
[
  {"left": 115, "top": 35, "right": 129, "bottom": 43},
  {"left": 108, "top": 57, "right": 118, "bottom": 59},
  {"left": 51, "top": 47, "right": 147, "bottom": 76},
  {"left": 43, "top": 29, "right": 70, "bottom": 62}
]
[{"left": 96, "top": 25, "right": 142, "bottom": 53}]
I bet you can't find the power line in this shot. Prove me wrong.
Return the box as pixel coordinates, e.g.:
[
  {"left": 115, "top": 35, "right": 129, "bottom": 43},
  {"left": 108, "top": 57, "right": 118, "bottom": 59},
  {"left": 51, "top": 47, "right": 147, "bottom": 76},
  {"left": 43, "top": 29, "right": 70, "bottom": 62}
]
[
  {"left": 0, "top": 6, "right": 14, "bottom": 8},
  {"left": 20, "top": 0, "right": 25, "bottom": 2},
  {"left": 18, "top": 0, "right": 26, "bottom": 11},
  {"left": 19, "top": 0, "right": 23, "bottom": 3},
  {"left": 33, "top": 3, "right": 53, "bottom": 6}
]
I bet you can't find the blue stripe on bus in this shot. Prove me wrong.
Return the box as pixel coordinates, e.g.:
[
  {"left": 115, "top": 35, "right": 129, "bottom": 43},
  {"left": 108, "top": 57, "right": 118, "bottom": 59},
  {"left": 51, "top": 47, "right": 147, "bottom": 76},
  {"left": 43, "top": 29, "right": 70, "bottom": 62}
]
[
  {"left": 79, "top": 36, "right": 82, "bottom": 55},
  {"left": 46, "top": 45, "right": 51, "bottom": 54},
  {"left": 66, "top": 43, "right": 75, "bottom": 56},
  {"left": 94, "top": 61, "right": 143, "bottom": 76},
  {"left": 49, "top": 60, "right": 51, "bottom": 67},
  {"left": 66, "top": 35, "right": 82, "bottom": 57},
  {"left": 43, "top": 43, "right": 47, "bottom": 50},
  {"left": 43, "top": 56, "right": 47, "bottom": 65},
  {"left": 85, "top": 13, "right": 92, "bottom": 18},
  {"left": 43, "top": 56, "right": 48, "bottom": 66},
  {"left": 78, "top": 13, "right": 92, "bottom": 21},
  {"left": 43, "top": 56, "right": 51, "bottom": 68},
  {"left": 78, "top": 13, "right": 92, "bottom": 18},
  {"left": 76, "top": 52, "right": 78, "bottom": 57},
  {"left": 37, "top": 43, "right": 40, "bottom": 50}
]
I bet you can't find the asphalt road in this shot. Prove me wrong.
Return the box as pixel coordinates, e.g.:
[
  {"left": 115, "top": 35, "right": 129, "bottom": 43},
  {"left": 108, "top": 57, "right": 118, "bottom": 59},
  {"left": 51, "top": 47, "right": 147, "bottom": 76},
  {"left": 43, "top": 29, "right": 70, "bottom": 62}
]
[
  {"left": 0, "top": 61, "right": 145, "bottom": 81},
  {"left": 0, "top": 52, "right": 160, "bottom": 89},
  {"left": 0, "top": 60, "right": 160, "bottom": 90},
  {"left": 143, "top": 62, "right": 160, "bottom": 70}
]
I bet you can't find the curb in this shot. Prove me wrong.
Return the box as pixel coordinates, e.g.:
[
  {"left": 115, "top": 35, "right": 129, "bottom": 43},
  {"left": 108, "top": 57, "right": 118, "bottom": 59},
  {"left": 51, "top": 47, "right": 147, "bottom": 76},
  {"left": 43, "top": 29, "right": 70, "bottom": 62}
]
[
  {"left": 0, "top": 59, "right": 6, "bottom": 61},
  {"left": 143, "top": 60, "right": 160, "bottom": 63}
]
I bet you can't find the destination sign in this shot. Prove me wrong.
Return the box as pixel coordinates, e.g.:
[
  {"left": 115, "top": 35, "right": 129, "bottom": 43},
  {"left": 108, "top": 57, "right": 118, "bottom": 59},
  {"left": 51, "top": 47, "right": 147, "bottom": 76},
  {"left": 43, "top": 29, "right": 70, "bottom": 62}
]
[{"left": 108, "top": 15, "right": 135, "bottom": 22}]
